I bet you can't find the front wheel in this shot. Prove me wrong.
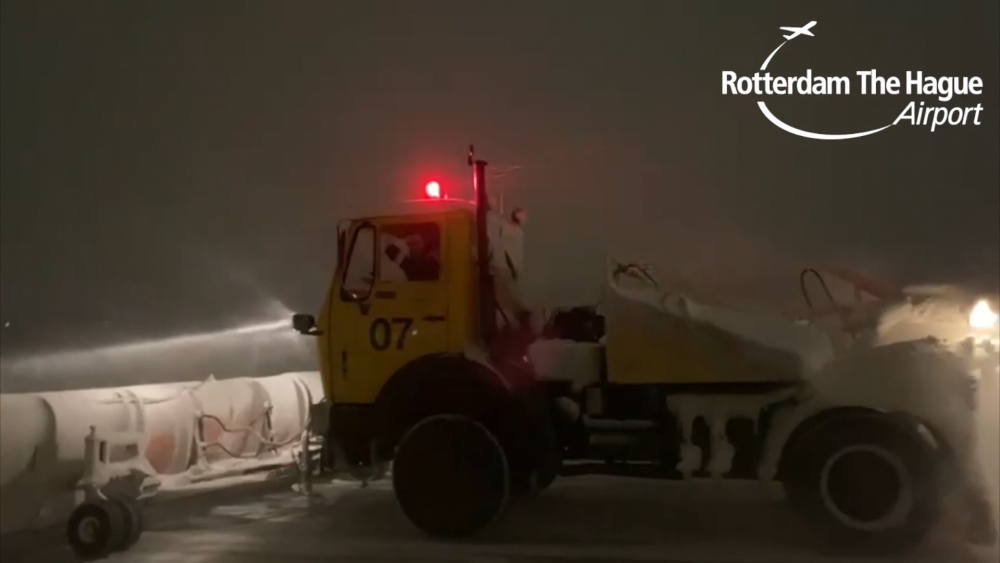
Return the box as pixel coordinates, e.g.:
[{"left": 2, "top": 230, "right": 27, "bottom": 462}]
[
  {"left": 66, "top": 500, "right": 128, "bottom": 560},
  {"left": 110, "top": 495, "right": 144, "bottom": 550},
  {"left": 783, "top": 415, "right": 942, "bottom": 556},
  {"left": 392, "top": 414, "right": 510, "bottom": 538}
]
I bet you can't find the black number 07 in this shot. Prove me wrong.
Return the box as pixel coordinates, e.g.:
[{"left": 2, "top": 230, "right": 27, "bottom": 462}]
[{"left": 369, "top": 317, "right": 414, "bottom": 351}]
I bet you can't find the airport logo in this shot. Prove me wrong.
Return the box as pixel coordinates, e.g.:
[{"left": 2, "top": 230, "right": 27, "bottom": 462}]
[{"left": 721, "top": 21, "right": 985, "bottom": 140}]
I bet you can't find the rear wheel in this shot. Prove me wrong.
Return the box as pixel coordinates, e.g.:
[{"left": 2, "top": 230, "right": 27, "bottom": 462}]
[
  {"left": 392, "top": 414, "right": 510, "bottom": 538},
  {"left": 784, "top": 415, "right": 942, "bottom": 555}
]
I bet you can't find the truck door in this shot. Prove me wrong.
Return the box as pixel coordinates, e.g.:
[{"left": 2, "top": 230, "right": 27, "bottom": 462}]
[
  {"left": 329, "top": 219, "right": 449, "bottom": 405},
  {"left": 327, "top": 221, "right": 376, "bottom": 404}
]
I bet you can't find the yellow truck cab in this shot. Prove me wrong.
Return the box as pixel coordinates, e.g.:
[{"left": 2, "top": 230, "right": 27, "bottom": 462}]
[
  {"left": 292, "top": 147, "right": 998, "bottom": 553},
  {"left": 318, "top": 203, "right": 478, "bottom": 405}
]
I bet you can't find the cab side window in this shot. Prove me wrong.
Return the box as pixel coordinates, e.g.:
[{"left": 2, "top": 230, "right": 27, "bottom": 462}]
[
  {"left": 342, "top": 225, "right": 376, "bottom": 299},
  {"left": 379, "top": 222, "right": 441, "bottom": 282}
]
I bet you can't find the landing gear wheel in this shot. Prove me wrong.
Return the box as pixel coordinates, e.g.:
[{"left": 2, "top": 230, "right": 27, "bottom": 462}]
[
  {"left": 784, "top": 416, "right": 941, "bottom": 556},
  {"left": 111, "top": 495, "right": 144, "bottom": 550},
  {"left": 66, "top": 499, "right": 128, "bottom": 560},
  {"left": 393, "top": 414, "right": 510, "bottom": 538}
]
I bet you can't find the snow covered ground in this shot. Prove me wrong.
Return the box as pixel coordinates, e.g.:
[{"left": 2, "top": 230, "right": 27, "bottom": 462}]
[{"left": 3, "top": 475, "right": 996, "bottom": 563}]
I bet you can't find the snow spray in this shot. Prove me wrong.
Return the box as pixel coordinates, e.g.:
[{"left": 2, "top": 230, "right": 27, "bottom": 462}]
[
  {"left": 0, "top": 302, "right": 315, "bottom": 393},
  {"left": 804, "top": 294, "right": 1000, "bottom": 555}
]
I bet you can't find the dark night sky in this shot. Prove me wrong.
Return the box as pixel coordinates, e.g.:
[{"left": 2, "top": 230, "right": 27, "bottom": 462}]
[{"left": 1, "top": 1, "right": 998, "bottom": 360}]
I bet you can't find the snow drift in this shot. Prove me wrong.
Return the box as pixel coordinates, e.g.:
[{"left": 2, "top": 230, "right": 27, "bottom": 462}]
[{"left": 0, "top": 371, "right": 323, "bottom": 534}]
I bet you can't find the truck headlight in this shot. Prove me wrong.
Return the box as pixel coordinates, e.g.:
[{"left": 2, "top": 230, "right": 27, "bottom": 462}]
[{"left": 969, "top": 299, "right": 998, "bottom": 330}]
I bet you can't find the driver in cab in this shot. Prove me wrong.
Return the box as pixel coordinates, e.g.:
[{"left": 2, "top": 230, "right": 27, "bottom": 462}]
[{"left": 384, "top": 233, "right": 440, "bottom": 282}]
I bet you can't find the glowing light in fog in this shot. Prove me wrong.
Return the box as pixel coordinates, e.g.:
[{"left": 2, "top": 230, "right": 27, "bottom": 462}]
[
  {"left": 970, "top": 300, "right": 999, "bottom": 330},
  {"left": 425, "top": 181, "right": 441, "bottom": 199}
]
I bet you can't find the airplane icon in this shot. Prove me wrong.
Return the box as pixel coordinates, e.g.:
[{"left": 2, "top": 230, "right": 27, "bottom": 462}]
[{"left": 780, "top": 21, "right": 816, "bottom": 40}]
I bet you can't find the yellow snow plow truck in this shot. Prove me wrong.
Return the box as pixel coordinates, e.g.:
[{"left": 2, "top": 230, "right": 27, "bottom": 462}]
[{"left": 292, "top": 146, "right": 999, "bottom": 555}]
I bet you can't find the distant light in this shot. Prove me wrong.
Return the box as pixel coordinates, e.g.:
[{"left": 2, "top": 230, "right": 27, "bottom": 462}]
[
  {"left": 969, "top": 299, "right": 999, "bottom": 330},
  {"left": 425, "top": 181, "right": 442, "bottom": 199}
]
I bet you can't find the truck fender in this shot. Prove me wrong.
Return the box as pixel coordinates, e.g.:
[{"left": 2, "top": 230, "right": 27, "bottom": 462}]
[{"left": 370, "top": 353, "right": 511, "bottom": 458}]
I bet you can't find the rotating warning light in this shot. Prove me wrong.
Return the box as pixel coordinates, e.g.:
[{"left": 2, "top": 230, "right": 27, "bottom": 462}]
[{"left": 425, "top": 181, "right": 442, "bottom": 199}]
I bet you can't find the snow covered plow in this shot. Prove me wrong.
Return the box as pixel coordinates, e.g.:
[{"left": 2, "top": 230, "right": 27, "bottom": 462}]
[{"left": 292, "top": 147, "right": 998, "bottom": 555}]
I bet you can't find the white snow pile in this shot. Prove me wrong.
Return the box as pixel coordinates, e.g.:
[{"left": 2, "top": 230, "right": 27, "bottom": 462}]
[{"left": 0, "top": 371, "right": 323, "bottom": 534}]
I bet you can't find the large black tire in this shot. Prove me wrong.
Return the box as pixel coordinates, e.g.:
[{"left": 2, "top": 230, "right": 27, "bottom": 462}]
[
  {"left": 66, "top": 499, "right": 128, "bottom": 560},
  {"left": 783, "top": 415, "right": 942, "bottom": 556},
  {"left": 392, "top": 414, "right": 510, "bottom": 538},
  {"left": 111, "top": 495, "right": 144, "bottom": 551}
]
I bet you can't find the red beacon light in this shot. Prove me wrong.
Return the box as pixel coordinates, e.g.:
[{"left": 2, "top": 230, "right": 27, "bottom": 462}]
[{"left": 424, "top": 181, "right": 442, "bottom": 199}]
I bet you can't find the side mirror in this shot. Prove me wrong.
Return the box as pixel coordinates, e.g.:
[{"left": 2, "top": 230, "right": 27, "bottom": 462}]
[{"left": 292, "top": 313, "right": 321, "bottom": 335}]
